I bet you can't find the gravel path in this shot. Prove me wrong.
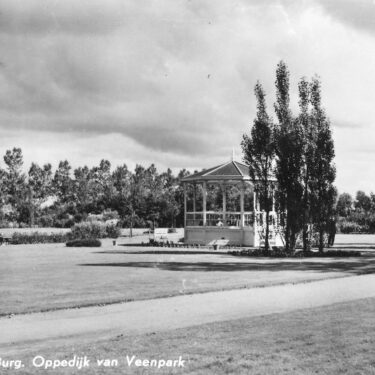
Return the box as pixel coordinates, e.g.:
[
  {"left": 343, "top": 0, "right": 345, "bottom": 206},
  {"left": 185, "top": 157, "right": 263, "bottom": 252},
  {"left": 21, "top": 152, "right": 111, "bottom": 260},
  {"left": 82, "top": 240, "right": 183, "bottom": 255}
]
[{"left": 1, "top": 274, "right": 375, "bottom": 347}]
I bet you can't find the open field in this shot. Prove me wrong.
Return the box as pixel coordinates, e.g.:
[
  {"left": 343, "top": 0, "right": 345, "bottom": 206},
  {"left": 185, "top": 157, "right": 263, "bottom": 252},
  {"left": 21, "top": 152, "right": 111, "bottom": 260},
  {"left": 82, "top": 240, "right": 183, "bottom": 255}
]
[
  {"left": 1, "top": 234, "right": 375, "bottom": 315},
  {"left": 6, "top": 297, "right": 375, "bottom": 374},
  {"left": 335, "top": 233, "right": 375, "bottom": 248}
]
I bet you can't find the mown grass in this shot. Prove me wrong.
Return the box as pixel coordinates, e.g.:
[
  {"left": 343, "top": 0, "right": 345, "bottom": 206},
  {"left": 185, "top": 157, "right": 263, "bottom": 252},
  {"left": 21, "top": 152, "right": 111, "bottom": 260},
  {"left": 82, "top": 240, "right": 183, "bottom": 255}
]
[
  {"left": 8, "top": 297, "right": 375, "bottom": 374},
  {"left": 3, "top": 238, "right": 375, "bottom": 315}
]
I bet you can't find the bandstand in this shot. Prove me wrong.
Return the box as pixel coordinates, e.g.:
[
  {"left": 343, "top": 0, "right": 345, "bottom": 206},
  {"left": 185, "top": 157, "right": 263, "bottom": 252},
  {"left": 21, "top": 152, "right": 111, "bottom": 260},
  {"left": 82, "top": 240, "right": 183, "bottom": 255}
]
[{"left": 181, "top": 159, "right": 284, "bottom": 247}]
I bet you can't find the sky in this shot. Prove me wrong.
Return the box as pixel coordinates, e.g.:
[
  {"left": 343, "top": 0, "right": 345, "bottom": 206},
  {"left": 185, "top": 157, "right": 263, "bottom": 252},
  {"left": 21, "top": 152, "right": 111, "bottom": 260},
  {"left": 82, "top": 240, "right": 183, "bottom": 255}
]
[{"left": 0, "top": 0, "right": 374, "bottom": 195}]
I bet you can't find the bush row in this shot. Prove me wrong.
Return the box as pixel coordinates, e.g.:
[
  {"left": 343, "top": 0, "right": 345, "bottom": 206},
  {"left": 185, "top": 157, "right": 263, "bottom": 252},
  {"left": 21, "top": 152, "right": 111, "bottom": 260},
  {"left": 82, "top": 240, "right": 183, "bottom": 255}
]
[
  {"left": 11, "top": 232, "right": 71, "bottom": 245},
  {"left": 7, "top": 221, "right": 121, "bottom": 245},
  {"left": 228, "top": 248, "right": 362, "bottom": 258},
  {"left": 339, "top": 221, "right": 366, "bottom": 234}
]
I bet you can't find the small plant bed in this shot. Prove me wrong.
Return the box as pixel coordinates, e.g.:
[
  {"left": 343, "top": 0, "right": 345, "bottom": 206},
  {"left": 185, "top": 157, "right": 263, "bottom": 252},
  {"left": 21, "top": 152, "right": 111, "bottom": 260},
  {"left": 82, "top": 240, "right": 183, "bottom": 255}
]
[
  {"left": 228, "top": 248, "right": 362, "bottom": 258},
  {"left": 148, "top": 239, "right": 244, "bottom": 250},
  {"left": 66, "top": 239, "right": 102, "bottom": 247}
]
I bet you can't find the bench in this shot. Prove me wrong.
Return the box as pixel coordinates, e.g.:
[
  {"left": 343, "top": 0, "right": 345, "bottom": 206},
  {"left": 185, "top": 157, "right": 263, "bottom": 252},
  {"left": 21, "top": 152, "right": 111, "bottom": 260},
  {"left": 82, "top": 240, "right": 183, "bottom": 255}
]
[{"left": 209, "top": 239, "right": 230, "bottom": 250}]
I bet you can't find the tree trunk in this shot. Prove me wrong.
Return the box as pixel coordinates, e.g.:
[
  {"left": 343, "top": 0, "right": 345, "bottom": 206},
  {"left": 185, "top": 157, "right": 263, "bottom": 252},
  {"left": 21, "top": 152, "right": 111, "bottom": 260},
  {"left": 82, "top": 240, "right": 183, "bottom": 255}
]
[
  {"left": 302, "top": 163, "right": 310, "bottom": 253},
  {"left": 29, "top": 206, "right": 34, "bottom": 227},
  {"left": 285, "top": 217, "right": 290, "bottom": 252},
  {"left": 290, "top": 231, "right": 296, "bottom": 253},
  {"left": 29, "top": 189, "right": 34, "bottom": 228},
  {"left": 263, "top": 175, "right": 271, "bottom": 252},
  {"left": 284, "top": 193, "right": 291, "bottom": 252},
  {"left": 130, "top": 211, "right": 134, "bottom": 238},
  {"left": 302, "top": 187, "right": 309, "bottom": 253},
  {"left": 319, "top": 228, "right": 324, "bottom": 253}
]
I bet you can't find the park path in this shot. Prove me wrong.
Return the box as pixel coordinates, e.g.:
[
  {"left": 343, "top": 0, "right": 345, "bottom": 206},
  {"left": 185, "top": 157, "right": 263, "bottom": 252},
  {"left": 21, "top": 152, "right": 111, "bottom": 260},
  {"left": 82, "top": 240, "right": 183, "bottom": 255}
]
[{"left": 1, "top": 274, "right": 375, "bottom": 347}]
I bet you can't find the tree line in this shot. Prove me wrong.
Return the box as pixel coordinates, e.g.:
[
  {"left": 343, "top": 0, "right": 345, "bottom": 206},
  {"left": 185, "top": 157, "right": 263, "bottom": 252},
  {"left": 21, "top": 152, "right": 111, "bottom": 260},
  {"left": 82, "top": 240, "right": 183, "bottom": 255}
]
[
  {"left": 0, "top": 147, "right": 190, "bottom": 230},
  {"left": 336, "top": 191, "right": 375, "bottom": 233},
  {"left": 242, "top": 61, "right": 336, "bottom": 253}
]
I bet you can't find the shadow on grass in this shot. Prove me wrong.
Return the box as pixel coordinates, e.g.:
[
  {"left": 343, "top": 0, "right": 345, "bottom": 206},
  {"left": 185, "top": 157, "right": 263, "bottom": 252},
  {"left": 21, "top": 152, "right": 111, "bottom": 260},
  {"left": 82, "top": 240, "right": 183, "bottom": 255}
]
[
  {"left": 79, "top": 256, "right": 375, "bottom": 275},
  {"left": 94, "top": 250, "right": 221, "bottom": 255},
  {"left": 118, "top": 244, "right": 152, "bottom": 247}
]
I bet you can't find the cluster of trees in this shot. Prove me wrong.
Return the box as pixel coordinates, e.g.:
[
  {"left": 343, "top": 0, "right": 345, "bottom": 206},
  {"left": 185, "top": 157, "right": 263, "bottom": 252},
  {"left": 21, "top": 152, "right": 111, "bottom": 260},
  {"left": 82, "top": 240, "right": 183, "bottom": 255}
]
[
  {"left": 337, "top": 191, "right": 375, "bottom": 233},
  {"left": 0, "top": 147, "right": 190, "bottom": 230},
  {"left": 242, "top": 61, "right": 336, "bottom": 253}
]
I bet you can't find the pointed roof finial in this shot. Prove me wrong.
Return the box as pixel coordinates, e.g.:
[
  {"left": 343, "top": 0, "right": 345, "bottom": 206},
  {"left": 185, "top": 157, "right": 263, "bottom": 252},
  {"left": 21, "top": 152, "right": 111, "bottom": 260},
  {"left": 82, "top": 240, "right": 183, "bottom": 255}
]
[{"left": 231, "top": 148, "right": 235, "bottom": 161}]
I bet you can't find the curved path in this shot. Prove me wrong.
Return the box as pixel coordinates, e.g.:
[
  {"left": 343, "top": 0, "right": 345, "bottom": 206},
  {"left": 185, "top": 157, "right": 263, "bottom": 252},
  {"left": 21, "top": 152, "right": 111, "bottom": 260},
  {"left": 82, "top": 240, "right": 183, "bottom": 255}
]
[{"left": 1, "top": 274, "right": 375, "bottom": 347}]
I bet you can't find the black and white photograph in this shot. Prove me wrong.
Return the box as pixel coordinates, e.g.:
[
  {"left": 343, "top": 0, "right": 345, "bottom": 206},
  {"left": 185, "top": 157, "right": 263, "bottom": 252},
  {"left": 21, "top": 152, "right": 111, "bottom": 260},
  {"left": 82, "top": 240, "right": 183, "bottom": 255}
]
[{"left": 0, "top": 0, "right": 375, "bottom": 374}]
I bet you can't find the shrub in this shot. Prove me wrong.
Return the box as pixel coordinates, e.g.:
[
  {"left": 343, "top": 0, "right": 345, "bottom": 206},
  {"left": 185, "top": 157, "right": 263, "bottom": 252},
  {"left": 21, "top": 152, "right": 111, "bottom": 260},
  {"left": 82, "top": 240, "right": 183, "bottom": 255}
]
[
  {"left": 11, "top": 232, "right": 71, "bottom": 245},
  {"left": 70, "top": 221, "right": 121, "bottom": 239},
  {"left": 66, "top": 239, "right": 102, "bottom": 247},
  {"left": 71, "top": 221, "right": 106, "bottom": 239},
  {"left": 0, "top": 220, "right": 11, "bottom": 228},
  {"left": 102, "top": 209, "right": 120, "bottom": 221},
  {"left": 64, "top": 219, "right": 75, "bottom": 228},
  {"left": 339, "top": 221, "right": 362, "bottom": 234},
  {"left": 39, "top": 214, "right": 54, "bottom": 227},
  {"left": 105, "top": 224, "right": 121, "bottom": 238}
]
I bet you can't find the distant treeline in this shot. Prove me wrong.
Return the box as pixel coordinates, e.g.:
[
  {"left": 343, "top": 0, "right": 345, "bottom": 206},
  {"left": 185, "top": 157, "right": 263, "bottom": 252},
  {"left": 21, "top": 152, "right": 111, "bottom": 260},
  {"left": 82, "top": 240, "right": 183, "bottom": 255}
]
[
  {"left": 337, "top": 191, "right": 375, "bottom": 233},
  {"left": 0, "top": 147, "right": 191, "bottom": 229}
]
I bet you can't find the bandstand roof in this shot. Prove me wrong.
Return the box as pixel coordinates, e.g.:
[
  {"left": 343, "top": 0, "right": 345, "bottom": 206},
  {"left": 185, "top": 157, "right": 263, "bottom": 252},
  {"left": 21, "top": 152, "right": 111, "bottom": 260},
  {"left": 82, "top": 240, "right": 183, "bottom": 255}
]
[{"left": 181, "top": 160, "right": 251, "bottom": 182}]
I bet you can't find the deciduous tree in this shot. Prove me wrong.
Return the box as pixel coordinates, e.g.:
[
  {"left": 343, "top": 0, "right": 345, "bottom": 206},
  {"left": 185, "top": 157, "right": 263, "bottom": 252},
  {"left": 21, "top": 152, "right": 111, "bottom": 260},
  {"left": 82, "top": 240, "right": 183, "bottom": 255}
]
[{"left": 309, "top": 77, "right": 336, "bottom": 251}]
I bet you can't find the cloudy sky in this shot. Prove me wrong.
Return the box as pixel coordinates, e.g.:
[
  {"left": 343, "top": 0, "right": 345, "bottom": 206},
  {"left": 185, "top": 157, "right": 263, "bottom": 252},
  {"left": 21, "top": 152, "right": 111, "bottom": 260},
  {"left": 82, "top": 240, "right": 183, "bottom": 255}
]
[{"left": 0, "top": 0, "right": 374, "bottom": 194}]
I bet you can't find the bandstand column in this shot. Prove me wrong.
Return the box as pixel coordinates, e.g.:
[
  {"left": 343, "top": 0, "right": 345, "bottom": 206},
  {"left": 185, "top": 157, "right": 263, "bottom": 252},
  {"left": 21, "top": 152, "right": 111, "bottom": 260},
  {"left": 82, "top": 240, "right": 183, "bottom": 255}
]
[
  {"left": 193, "top": 183, "right": 196, "bottom": 214},
  {"left": 202, "top": 181, "right": 207, "bottom": 226},
  {"left": 222, "top": 183, "right": 226, "bottom": 225},
  {"left": 240, "top": 184, "right": 245, "bottom": 228}
]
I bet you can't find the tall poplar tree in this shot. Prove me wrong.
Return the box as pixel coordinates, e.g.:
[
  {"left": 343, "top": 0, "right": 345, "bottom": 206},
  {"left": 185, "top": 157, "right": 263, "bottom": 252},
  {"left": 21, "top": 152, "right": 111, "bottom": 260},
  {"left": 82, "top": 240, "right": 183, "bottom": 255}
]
[
  {"left": 309, "top": 77, "right": 336, "bottom": 251},
  {"left": 298, "top": 77, "right": 316, "bottom": 252},
  {"left": 274, "top": 61, "right": 304, "bottom": 252},
  {"left": 242, "top": 82, "right": 275, "bottom": 251}
]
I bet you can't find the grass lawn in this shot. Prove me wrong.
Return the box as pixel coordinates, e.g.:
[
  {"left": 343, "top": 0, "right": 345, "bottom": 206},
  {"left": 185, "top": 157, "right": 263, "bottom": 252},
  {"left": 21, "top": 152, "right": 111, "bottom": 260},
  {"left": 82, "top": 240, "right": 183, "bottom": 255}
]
[
  {"left": 1, "top": 235, "right": 375, "bottom": 315},
  {"left": 6, "top": 297, "right": 375, "bottom": 374},
  {"left": 0, "top": 227, "right": 71, "bottom": 236}
]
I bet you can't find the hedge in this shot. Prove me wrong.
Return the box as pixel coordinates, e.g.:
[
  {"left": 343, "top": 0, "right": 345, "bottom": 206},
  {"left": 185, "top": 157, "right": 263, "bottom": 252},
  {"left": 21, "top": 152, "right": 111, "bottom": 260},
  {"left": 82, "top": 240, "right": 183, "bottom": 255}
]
[
  {"left": 11, "top": 232, "right": 71, "bottom": 245},
  {"left": 66, "top": 239, "right": 102, "bottom": 247}
]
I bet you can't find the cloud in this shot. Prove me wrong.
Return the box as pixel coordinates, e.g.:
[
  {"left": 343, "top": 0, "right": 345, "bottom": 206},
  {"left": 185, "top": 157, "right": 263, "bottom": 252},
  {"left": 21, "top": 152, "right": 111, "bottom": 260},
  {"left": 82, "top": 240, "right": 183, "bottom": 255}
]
[
  {"left": 315, "top": 0, "right": 375, "bottom": 36},
  {"left": 0, "top": 0, "right": 132, "bottom": 35},
  {"left": 0, "top": 0, "right": 373, "bottom": 193}
]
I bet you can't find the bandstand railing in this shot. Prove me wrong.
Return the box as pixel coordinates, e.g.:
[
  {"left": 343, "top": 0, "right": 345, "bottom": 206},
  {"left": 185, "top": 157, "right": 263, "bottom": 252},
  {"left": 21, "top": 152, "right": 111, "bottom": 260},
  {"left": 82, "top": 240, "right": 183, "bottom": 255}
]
[{"left": 186, "top": 211, "right": 254, "bottom": 227}]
